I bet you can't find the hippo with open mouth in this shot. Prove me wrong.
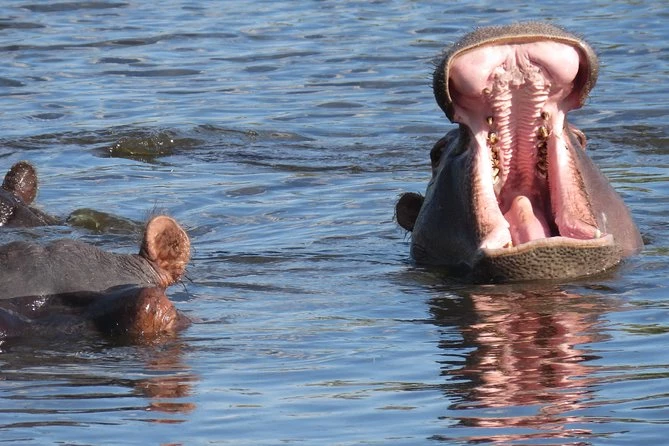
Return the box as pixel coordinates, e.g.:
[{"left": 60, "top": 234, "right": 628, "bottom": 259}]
[{"left": 396, "top": 23, "right": 642, "bottom": 282}]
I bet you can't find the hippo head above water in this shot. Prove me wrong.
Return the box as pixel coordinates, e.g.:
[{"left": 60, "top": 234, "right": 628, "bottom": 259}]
[
  {"left": 396, "top": 23, "right": 643, "bottom": 282},
  {"left": 0, "top": 161, "right": 59, "bottom": 227},
  {"left": 0, "top": 215, "right": 191, "bottom": 342}
]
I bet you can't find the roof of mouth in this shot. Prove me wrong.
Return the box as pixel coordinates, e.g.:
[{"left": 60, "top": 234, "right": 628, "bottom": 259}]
[{"left": 433, "top": 22, "right": 599, "bottom": 122}]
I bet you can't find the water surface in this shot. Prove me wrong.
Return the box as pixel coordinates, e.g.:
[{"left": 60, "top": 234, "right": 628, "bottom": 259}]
[{"left": 1, "top": 1, "right": 668, "bottom": 444}]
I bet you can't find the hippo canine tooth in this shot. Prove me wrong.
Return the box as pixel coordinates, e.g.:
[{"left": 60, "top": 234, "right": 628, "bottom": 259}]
[{"left": 537, "top": 126, "right": 550, "bottom": 140}]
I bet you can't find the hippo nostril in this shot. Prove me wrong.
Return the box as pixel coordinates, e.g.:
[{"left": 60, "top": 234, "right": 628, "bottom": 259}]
[{"left": 429, "top": 144, "right": 443, "bottom": 167}]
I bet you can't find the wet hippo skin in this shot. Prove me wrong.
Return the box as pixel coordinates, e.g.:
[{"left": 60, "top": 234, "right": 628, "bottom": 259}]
[
  {"left": 0, "top": 286, "right": 190, "bottom": 341},
  {"left": 396, "top": 23, "right": 643, "bottom": 282},
  {"left": 0, "top": 215, "right": 191, "bottom": 341}
]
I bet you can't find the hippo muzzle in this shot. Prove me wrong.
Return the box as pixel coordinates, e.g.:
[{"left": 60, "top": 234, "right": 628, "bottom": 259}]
[{"left": 397, "top": 23, "right": 643, "bottom": 282}]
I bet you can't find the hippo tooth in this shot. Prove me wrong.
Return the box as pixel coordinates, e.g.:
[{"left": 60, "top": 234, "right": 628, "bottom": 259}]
[
  {"left": 487, "top": 131, "right": 498, "bottom": 145},
  {"left": 537, "top": 126, "right": 550, "bottom": 140},
  {"left": 541, "top": 111, "right": 550, "bottom": 120},
  {"left": 594, "top": 229, "right": 602, "bottom": 239},
  {"left": 535, "top": 140, "right": 548, "bottom": 178},
  {"left": 491, "top": 146, "right": 500, "bottom": 172},
  {"left": 486, "top": 116, "right": 494, "bottom": 126}
]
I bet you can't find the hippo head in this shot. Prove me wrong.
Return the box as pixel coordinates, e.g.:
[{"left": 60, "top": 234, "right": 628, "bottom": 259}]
[
  {"left": 0, "top": 215, "right": 191, "bottom": 342},
  {"left": 0, "top": 161, "right": 59, "bottom": 227},
  {"left": 397, "top": 23, "right": 642, "bottom": 282}
]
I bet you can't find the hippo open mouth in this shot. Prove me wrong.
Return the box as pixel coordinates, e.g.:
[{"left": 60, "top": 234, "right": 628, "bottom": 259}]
[
  {"left": 397, "top": 23, "right": 642, "bottom": 281},
  {"left": 440, "top": 28, "right": 603, "bottom": 253}
]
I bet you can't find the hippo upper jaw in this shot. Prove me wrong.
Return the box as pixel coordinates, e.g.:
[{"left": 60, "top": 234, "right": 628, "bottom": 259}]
[{"left": 433, "top": 22, "right": 599, "bottom": 123}]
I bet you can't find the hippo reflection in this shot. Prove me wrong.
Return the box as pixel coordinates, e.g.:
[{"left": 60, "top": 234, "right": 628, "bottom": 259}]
[
  {"left": 397, "top": 23, "right": 642, "bottom": 282},
  {"left": 0, "top": 215, "right": 191, "bottom": 342},
  {"left": 429, "top": 287, "right": 607, "bottom": 442}
]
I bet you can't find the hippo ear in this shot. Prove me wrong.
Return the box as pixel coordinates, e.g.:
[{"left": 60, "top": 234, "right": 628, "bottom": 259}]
[
  {"left": 140, "top": 216, "right": 191, "bottom": 284},
  {"left": 396, "top": 192, "right": 424, "bottom": 232},
  {"left": 2, "top": 161, "right": 38, "bottom": 205}
]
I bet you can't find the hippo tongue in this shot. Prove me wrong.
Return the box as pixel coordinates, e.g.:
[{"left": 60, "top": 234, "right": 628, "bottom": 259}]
[{"left": 503, "top": 195, "right": 549, "bottom": 245}]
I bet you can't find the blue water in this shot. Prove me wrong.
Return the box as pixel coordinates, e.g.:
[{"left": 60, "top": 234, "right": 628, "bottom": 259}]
[{"left": 1, "top": 1, "right": 668, "bottom": 444}]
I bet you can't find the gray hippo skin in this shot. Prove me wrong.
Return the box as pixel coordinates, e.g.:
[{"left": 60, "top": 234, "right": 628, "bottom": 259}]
[
  {"left": 0, "top": 215, "right": 191, "bottom": 341},
  {"left": 396, "top": 23, "right": 643, "bottom": 282},
  {"left": 0, "top": 161, "right": 60, "bottom": 227}
]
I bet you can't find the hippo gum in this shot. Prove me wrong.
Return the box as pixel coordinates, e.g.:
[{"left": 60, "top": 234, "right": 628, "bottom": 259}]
[{"left": 396, "top": 23, "right": 642, "bottom": 282}]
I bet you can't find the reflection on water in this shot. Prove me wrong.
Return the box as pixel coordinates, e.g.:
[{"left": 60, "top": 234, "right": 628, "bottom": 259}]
[
  {"left": 430, "top": 286, "right": 615, "bottom": 444},
  {"left": 0, "top": 339, "right": 197, "bottom": 429},
  {"left": 133, "top": 342, "right": 197, "bottom": 422}
]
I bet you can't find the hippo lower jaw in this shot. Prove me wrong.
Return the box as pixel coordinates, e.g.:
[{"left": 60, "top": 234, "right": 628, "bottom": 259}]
[{"left": 476, "top": 235, "right": 620, "bottom": 282}]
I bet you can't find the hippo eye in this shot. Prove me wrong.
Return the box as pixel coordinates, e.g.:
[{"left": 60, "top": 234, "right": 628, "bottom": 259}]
[
  {"left": 430, "top": 129, "right": 464, "bottom": 170},
  {"left": 430, "top": 137, "right": 447, "bottom": 169}
]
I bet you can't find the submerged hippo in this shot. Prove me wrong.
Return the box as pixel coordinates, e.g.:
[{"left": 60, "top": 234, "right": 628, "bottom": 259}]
[
  {"left": 1, "top": 161, "right": 141, "bottom": 233},
  {"left": 0, "top": 215, "right": 191, "bottom": 341},
  {"left": 0, "top": 161, "right": 59, "bottom": 227},
  {"left": 396, "top": 23, "right": 642, "bottom": 282}
]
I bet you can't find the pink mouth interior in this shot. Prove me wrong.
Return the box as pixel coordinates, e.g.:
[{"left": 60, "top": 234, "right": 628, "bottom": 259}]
[{"left": 447, "top": 41, "right": 601, "bottom": 249}]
